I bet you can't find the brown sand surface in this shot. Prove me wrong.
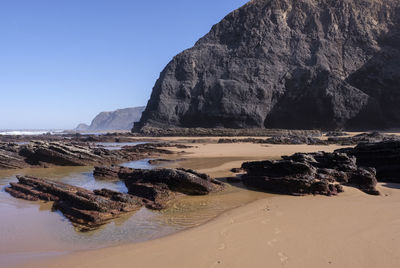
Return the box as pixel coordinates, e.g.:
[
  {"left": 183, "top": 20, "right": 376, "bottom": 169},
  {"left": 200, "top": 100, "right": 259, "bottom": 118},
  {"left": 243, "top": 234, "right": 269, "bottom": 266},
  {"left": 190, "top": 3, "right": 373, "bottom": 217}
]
[
  {"left": 165, "top": 143, "right": 347, "bottom": 177},
  {"left": 15, "top": 141, "right": 400, "bottom": 268}
]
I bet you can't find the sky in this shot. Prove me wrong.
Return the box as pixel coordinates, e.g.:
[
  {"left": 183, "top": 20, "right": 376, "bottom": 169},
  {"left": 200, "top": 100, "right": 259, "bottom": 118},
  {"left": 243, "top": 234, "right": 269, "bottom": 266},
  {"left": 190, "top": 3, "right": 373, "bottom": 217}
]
[{"left": 0, "top": 0, "right": 248, "bottom": 130}]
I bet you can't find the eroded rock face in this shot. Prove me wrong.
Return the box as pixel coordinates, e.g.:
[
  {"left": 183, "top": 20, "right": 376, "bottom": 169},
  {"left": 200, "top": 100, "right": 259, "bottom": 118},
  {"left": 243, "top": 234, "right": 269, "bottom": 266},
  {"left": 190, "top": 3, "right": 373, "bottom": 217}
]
[
  {"left": 135, "top": 0, "right": 400, "bottom": 131},
  {"left": 5, "top": 176, "right": 145, "bottom": 231},
  {"left": 337, "top": 141, "right": 400, "bottom": 183},
  {"left": 241, "top": 152, "right": 379, "bottom": 196}
]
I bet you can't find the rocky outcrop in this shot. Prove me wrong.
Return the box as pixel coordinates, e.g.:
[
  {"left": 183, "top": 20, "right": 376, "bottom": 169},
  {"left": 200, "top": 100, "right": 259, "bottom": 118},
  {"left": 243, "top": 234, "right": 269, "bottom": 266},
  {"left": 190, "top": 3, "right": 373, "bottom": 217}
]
[
  {"left": 135, "top": 0, "right": 400, "bottom": 131},
  {"left": 18, "top": 141, "right": 114, "bottom": 166},
  {"left": 5, "top": 176, "right": 145, "bottom": 231},
  {"left": 0, "top": 143, "right": 28, "bottom": 169},
  {"left": 337, "top": 141, "right": 400, "bottom": 183},
  {"left": 328, "top": 132, "right": 400, "bottom": 145},
  {"left": 94, "top": 166, "right": 224, "bottom": 208},
  {"left": 7, "top": 167, "right": 224, "bottom": 229},
  {"left": 241, "top": 151, "right": 379, "bottom": 196},
  {"left": 76, "top": 107, "right": 145, "bottom": 132},
  {"left": 218, "top": 135, "right": 327, "bottom": 145},
  {"left": 135, "top": 127, "right": 322, "bottom": 137},
  {"left": 0, "top": 141, "right": 176, "bottom": 169}
]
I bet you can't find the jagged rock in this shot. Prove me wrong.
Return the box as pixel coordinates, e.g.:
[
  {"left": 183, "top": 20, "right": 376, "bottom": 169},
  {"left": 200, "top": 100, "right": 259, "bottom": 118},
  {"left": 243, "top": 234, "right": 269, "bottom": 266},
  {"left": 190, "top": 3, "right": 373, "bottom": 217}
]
[
  {"left": 135, "top": 127, "right": 323, "bottom": 137},
  {"left": 0, "top": 141, "right": 177, "bottom": 170},
  {"left": 18, "top": 141, "right": 107, "bottom": 166},
  {"left": 328, "top": 132, "right": 400, "bottom": 145},
  {"left": 337, "top": 140, "right": 400, "bottom": 183},
  {"left": 135, "top": 0, "right": 400, "bottom": 131},
  {"left": 325, "top": 131, "right": 348, "bottom": 137},
  {"left": 5, "top": 176, "right": 145, "bottom": 230},
  {"left": 93, "top": 165, "right": 121, "bottom": 179},
  {"left": 0, "top": 143, "right": 28, "bottom": 169},
  {"left": 93, "top": 166, "right": 224, "bottom": 208},
  {"left": 241, "top": 151, "right": 379, "bottom": 196}
]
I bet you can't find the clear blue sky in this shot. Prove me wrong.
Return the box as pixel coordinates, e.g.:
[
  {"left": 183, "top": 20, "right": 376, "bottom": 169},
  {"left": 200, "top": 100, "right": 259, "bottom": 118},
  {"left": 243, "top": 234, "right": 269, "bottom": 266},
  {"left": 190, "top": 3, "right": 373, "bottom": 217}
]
[{"left": 0, "top": 0, "right": 248, "bottom": 130}]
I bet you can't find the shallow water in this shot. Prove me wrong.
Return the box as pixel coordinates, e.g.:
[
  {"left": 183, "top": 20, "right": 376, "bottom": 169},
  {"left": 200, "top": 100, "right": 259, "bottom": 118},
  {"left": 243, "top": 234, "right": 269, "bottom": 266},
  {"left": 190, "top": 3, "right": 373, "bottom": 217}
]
[
  {"left": 0, "top": 157, "right": 270, "bottom": 267},
  {"left": 94, "top": 141, "right": 147, "bottom": 150}
]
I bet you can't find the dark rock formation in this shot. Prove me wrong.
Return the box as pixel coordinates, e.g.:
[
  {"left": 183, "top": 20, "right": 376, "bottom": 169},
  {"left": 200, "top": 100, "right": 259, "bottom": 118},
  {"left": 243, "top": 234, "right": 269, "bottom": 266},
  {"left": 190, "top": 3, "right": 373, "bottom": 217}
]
[
  {"left": 76, "top": 106, "right": 145, "bottom": 132},
  {"left": 0, "top": 141, "right": 176, "bottom": 170},
  {"left": 328, "top": 132, "right": 400, "bottom": 145},
  {"left": 135, "top": 0, "right": 400, "bottom": 131},
  {"left": 136, "top": 127, "right": 322, "bottom": 137},
  {"left": 18, "top": 141, "right": 113, "bottom": 166},
  {"left": 241, "top": 151, "right": 379, "bottom": 196},
  {"left": 7, "top": 166, "right": 222, "bottom": 229},
  {"left": 5, "top": 176, "right": 145, "bottom": 231},
  {"left": 337, "top": 141, "right": 400, "bottom": 183},
  {"left": 325, "top": 131, "right": 348, "bottom": 137},
  {"left": 94, "top": 166, "right": 224, "bottom": 208}
]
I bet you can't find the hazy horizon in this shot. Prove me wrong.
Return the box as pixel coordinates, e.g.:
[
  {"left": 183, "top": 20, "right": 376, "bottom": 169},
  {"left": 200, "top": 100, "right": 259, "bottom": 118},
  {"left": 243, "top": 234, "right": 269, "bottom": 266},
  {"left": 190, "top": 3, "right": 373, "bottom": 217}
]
[{"left": 0, "top": 0, "right": 248, "bottom": 130}]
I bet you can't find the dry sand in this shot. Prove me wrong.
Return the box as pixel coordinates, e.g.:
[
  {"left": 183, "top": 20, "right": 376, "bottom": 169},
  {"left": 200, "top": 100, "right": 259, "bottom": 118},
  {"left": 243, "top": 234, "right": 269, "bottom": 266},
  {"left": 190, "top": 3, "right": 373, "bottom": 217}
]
[{"left": 16, "top": 141, "right": 400, "bottom": 268}]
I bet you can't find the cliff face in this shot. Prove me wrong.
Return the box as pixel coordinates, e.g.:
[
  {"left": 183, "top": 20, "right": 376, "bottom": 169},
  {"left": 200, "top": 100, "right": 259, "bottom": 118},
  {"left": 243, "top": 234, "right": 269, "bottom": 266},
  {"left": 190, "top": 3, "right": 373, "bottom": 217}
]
[
  {"left": 76, "top": 107, "right": 145, "bottom": 131},
  {"left": 135, "top": 0, "right": 400, "bottom": 131}
]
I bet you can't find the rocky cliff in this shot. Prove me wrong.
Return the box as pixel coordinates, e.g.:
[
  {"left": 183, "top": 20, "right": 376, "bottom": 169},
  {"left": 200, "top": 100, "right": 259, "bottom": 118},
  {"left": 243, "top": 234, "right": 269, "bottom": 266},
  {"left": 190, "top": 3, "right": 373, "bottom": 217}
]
[
  {"left": 76, "top": 107, "right": 145, "bottom": 131},
  {"left": 135, "top": 0, "right": 400, "bottom": 131}
]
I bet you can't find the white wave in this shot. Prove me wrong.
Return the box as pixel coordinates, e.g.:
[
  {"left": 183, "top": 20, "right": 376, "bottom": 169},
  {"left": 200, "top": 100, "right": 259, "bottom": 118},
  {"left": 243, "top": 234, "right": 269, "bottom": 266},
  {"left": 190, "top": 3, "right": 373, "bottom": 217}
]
[{"left": 0, "top": 130, "right": 65, "bottom": 136}]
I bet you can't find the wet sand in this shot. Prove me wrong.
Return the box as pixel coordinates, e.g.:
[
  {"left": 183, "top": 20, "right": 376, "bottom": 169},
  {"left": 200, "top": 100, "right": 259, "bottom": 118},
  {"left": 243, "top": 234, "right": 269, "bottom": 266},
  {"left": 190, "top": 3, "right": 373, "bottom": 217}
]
[
  {"left": 24, "top": 183, "right": 400, "bottom": 268},
  {"left": 0, "top": 151, "right": 274, "bottom": 267},
  {"left": 16, "top": 140, "right": 400, "bottom": 268}
]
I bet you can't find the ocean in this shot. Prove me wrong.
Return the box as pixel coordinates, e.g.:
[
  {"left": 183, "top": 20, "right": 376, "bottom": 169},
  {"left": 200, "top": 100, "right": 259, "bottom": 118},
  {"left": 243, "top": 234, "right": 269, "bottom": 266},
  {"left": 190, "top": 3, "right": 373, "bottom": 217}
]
[{"left": 0, "top": 130, "right": 65, "bottom": 135}]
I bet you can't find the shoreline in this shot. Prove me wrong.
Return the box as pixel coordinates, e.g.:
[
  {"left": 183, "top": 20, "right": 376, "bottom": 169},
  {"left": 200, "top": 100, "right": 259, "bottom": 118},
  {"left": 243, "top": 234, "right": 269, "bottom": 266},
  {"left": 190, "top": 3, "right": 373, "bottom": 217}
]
[{"left": 3, "top": 140, "right": 400, "bottom": 267}]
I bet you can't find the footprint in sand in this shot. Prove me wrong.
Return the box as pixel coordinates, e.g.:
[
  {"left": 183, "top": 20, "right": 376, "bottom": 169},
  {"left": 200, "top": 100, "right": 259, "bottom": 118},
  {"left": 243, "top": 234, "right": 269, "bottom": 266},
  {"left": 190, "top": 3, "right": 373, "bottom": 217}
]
[
  {"left": 267, "top": 238, "right": 278, "bottom": 247},
  {"left": 278, "top": 252, "right": 289, "bottom": 263},
  {"left": 229, "top": 219, "right": 235, "bottom": 224},
  {"left": 218, "top": 243, "right": 226, "bottom": 250},
  {"left": 274, "top": 227, "right": 281, "bottom": 234}
]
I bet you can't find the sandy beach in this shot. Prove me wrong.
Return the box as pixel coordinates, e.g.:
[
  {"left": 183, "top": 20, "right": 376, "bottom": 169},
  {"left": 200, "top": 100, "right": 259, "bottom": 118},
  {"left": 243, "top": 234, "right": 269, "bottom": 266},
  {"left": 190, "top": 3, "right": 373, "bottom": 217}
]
[{"left": 12, "top": 140, "right": 399, "bottom": 268}]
